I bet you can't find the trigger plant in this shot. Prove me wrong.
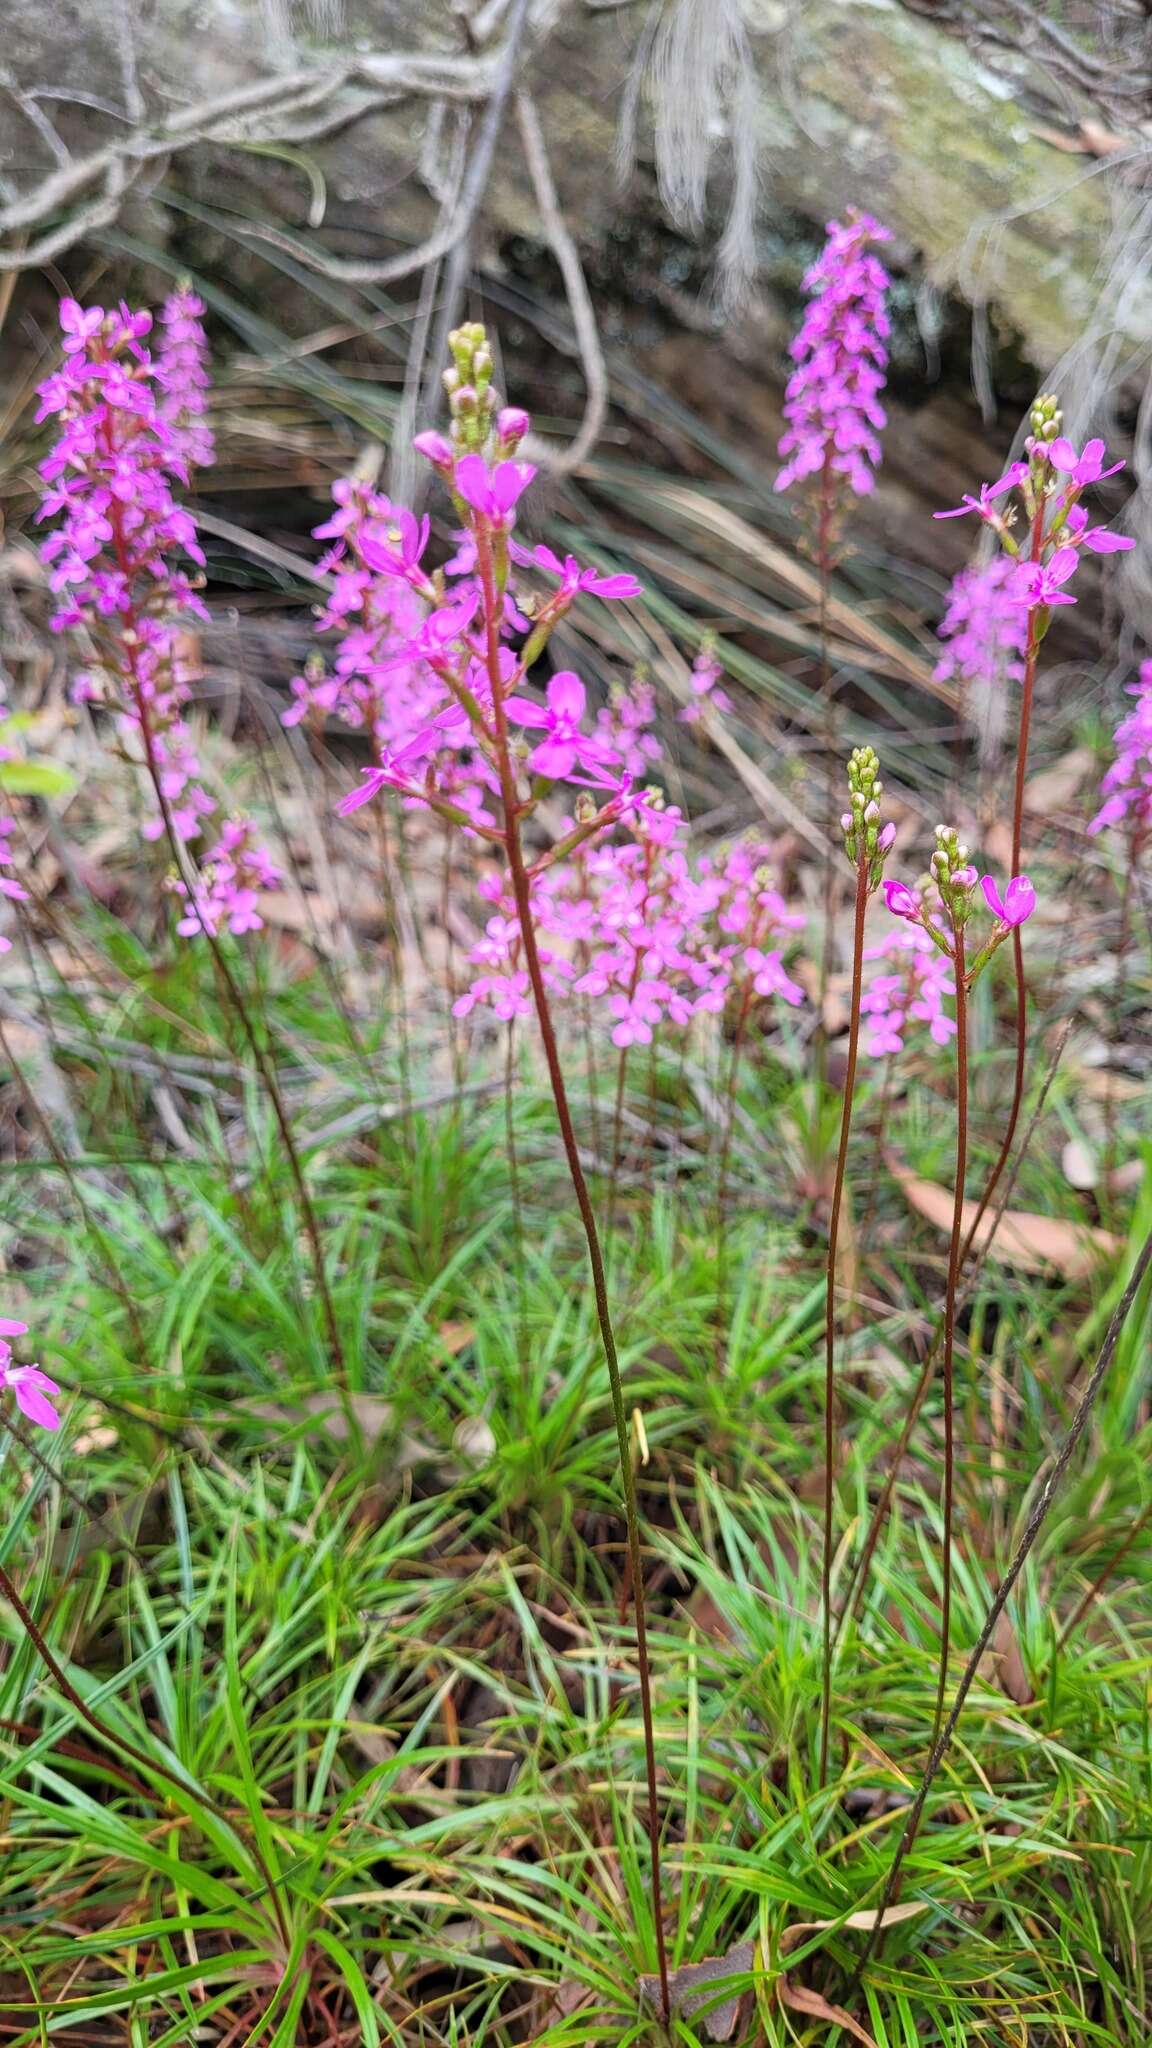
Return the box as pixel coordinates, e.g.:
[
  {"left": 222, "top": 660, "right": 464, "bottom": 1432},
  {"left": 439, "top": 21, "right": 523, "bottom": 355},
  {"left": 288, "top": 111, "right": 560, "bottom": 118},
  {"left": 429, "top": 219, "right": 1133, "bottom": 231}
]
[
  {"left": 818, "top": 745, "right": 895, "bottom": 1785},
  {"left": 332, "top": 324, "right": 672, "bottom": 2014},
  {"left": 934, "top": 393, "right": 1131, "bottom": 1249},
  {"left": 775, "top": 212, "right": 891, "bottom": 1117},
  {"left": 885, "top": 835, "right": 1036, "bottom": 1738}
]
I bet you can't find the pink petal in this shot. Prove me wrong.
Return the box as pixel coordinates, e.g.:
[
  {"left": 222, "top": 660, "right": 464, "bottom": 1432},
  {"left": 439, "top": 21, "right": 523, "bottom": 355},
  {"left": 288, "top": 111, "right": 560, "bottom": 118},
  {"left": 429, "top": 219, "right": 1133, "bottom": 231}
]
[
  {"left": 504, "top": 696, "right": 550, "bottom": 729},
  {"left": 527, "top": 737, "right": 577, "bottom": 779},
  {"left": 547, "top": 671, "right": 586, "bottom": 721},
  {"left": 0, "top": 1318, "right": 27, "bottom": 1336},
  {"left": 1004, "top": 876, "right": 1036, "bottom": 924},
  {"left": 453, "top": 454, "right": 489, "bottom": 513},
  {"left": 980, "top": 874, "right": 1007, "bottom": 919},
  {"left": 1047, "top": 438, "right": 1080, "bottom": 474}
]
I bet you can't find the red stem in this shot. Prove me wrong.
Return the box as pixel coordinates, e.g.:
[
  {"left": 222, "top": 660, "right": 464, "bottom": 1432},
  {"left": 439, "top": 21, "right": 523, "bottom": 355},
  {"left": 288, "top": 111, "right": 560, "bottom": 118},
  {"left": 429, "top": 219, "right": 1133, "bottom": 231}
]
[
  {"left": 819, "top": 845, "right": 869, "bottom": 1787},
  {"left": 473, "top": 525, "right": 670, "bottom": 2019},
  {"left": 933, "top": 922, "right": 968, "bottom": 1747}
]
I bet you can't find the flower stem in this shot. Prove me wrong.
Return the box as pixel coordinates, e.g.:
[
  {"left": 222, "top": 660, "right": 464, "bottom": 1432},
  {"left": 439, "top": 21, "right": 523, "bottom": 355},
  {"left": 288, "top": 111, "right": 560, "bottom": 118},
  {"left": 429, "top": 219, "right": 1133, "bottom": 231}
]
[
  {"left": 852, "top": 1222, "right": 1152, "bottom": 1988},
  {"left": 959, "top": 500, "right": 1043, "bottom": 1260},
  {"left": 819, "top": 842, "right": 869, "bottom": 1787},
  {"left": 475, "top": 527, "right": 670, "bottom": 2018},
  {"left": 933, "top": 923, "right": 967, "bottom": 1747}
]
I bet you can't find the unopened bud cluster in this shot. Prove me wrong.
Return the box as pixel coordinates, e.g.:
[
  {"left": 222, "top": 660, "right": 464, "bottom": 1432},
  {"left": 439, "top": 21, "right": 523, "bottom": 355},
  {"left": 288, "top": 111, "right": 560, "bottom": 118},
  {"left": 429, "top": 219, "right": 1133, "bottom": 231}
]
[
  {"left": 1025, "top": 391, "right": 1063, "bottom": 459},
  {"left": 443, "top": 324, "right": 529, "bottom": 458},
  {"left": 841, "top": 745, "right": 896, "bottom": 890},
  {"left": 928, "top": 824, "right": 978, "bottom": 923}
]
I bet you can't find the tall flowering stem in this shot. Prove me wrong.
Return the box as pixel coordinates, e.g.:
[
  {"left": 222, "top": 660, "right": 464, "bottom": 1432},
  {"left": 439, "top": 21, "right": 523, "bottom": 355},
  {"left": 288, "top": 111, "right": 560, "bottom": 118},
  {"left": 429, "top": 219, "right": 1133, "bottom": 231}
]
[
  {"left": 335, "top": 326, "right": 669, "bottom": 2013},
  {"left": 883, "top": 845, "right": 1037, "bottom": 1740},
  {"left": 775, "top": 213, "right": 890, "bottom": 1126},
  {"left": 819, "top": 747, "right": 896, "bottom": 1785},
  {"left": 35, "top": 300, "right": 345, "bottom": 1382},
  {"left": 932, "top": 394, "right": 1132, "bottom": 1257}
]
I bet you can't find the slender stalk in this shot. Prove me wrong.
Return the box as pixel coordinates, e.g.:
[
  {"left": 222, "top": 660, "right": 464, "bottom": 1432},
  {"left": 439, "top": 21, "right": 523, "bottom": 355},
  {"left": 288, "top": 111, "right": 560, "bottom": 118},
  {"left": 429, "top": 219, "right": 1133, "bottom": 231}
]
[
  {"left": 933, "top": 922, "right": 967, "bottom": 1748},
  {"left": 475, "top": 527, "right": 670, "bottom": 2017},
  {"left": 836, "top": 1018, "right": 1070, "bottom": 1638},
  {"left": 819, "top": 843, "right": 869, "bottom": 1787},
  {"left": 0, "top": 1556, "right": 291, "bottom": 1949},
  {"left": 504, "top": 1015, "right": 528, "bottom": 1370},
  {"left": 714, "top": 987, "right": 753, "bottom": 1375},
  {"left": 959, "top": 499, "right": 1044, "bottom": 1259},
  {"left": 812, "top": 448, "right": 837, "bottom": 1133},
  {"left": 98, "top": 463, "right": 346, "bottom": 1384},
  {"left": 852, "top": 1224, "right": 1152, "bottom": 1985}
]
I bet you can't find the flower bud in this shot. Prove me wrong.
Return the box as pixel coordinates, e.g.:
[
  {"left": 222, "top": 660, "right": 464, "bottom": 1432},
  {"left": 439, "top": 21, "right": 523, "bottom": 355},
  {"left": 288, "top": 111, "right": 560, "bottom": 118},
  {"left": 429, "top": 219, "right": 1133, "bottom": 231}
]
[{"left": 497, "top": 406, "right": 531, "bottom": 449}]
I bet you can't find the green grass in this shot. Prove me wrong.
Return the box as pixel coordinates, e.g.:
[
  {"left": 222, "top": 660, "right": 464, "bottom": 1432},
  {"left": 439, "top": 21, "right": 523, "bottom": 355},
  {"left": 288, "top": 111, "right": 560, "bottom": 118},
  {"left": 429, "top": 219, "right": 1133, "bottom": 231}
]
[{"left": 0, "top": 896, "right": 1149, "bottom": 2046}]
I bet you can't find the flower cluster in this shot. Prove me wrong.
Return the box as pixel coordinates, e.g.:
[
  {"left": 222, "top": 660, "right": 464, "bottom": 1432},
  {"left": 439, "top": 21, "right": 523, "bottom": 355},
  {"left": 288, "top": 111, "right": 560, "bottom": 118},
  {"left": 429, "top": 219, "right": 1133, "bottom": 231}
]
[
  {"left": 36, "top": 299, "right": 277, "bottom": 914},
  {"left": 157, "top": 287, "right": 215, "bottom": 471},
  {"left": 678, "top": 644, "right": 733, "bottom": 725},
  {"left": 882, "top": 825, "right": 1036, "bottom": 986},
  {"left": 862, "top": 924, "right": 956, "bottom": 1058},
  {"left": 173, "top": 816, "right": 284, "bottom": 938},
  {"left": 1089, "top": 662, "right": 1152, "bottom": 839},
  {"left": 934, "top": 393, "right": 1133, "bottom": 615},
  {"left": 775, "top": 213, "right": 891, "bottom": 499},
  {"left": 934, "top": 557, "right": 1028, "bottom": 690},
  {"left": 841, "top": 744, "right": 896, "bottom": 890},
  {"left": 0, "top": 1317, "right": 60, "bottom": 1431}
]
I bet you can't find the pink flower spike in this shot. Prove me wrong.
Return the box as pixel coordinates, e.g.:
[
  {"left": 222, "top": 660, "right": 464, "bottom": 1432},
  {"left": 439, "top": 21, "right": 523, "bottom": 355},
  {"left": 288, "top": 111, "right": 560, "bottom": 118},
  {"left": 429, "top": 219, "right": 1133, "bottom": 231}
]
[
  {"left": 981, "top": 873, "right": 1036, "bottom": 926},
  {"left": 882, "top": 879, "right": 920, "bottom": 920}
]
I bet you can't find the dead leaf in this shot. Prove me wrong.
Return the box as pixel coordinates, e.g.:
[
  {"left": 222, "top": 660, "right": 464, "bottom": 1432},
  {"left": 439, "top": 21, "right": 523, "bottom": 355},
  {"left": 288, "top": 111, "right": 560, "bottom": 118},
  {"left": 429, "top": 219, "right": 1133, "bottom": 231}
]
[
  {"left": 1024, "top": 748, "right": 1093, "bottom": 814},
  {"left": 889, "top": 1164, "right": 1122, "bottom": 1280},
  {"left": 453, "top": 1414, "right": 496, "bottom": 1463},
  {"left": 242, "top": 1390, "right": 436, "bottom": 1460},
  {"left": 640, "top": 1939, "right": 756, "bottom": 2040},
  {"left": 780, "top": 1901, "right": 929, "bottom": 1951},
  {"left": 438, "top": 1320, "right": 476, "bottom": 1356},
  {"left": 1062, "top": 1138, "right": 1098, "bottom": 1192},
  {"left": 990, "top": 1608, "right": 1034, "bottom": 1706},
  {"left": 780, "top": 1978, "right": 879, "bottom": 2047}
]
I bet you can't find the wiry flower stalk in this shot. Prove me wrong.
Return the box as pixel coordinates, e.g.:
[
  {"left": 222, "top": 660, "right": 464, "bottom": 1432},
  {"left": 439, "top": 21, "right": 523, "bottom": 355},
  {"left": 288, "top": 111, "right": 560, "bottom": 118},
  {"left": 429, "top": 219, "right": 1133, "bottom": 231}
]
[{"left": 818, "top": 746, "right": 895, "bottom": 1785}]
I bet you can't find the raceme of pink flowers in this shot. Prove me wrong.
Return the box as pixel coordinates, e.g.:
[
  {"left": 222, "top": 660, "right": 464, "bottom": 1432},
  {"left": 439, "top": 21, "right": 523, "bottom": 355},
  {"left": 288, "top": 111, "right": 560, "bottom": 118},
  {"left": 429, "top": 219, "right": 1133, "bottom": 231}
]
[
  {"left": 934, "top": 557, "right": 1027, "bottom": 690},
  {"left": 775, "top": 212, "right": 891, "bottom": 499},
  {"left": 36, "top": 297, "right": 278, "bottom": 926},
  {"left": 933, "top": 433, "right": 1133, "bottom": 617},
  {"left": 1089, "top": 661, "right": 1152, "bottom": 838}
]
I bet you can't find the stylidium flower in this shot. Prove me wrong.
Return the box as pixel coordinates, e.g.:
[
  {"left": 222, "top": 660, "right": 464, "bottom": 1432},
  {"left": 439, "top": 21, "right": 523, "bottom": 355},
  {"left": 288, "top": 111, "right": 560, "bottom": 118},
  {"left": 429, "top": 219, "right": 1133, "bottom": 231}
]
[
  {"left": 505, "top": 671, "right": 610, "bottom": 780},
  {"left": 1063, "top": 504, "right": 1134, "bottom": 556},
  {"left": 1046, "top": 437, "right": 1124, "bottom": 488},
  {"left": 775, "top": 213, "right": 891, "bottom": 499},
  {"left": 1011, "top": 547, "right": 1079, "bottom": 609},
  {"left": 510, "top": 540, "right": 642, "bottom": 602},
  {"left": 883, "top": 878, "right": 920, "bottom": 919},
  {"left": 0, "top": 1336, "right": 60, "bottom": 1431},
  {"left": 980, "top": 873, "right": 1036, "bottom": 925},
  {"left": 454, "top": 454, "right": 536, "bottom": 529},
  {"left": 934, "top": 465, "right": 1027, "bottom": 521}
]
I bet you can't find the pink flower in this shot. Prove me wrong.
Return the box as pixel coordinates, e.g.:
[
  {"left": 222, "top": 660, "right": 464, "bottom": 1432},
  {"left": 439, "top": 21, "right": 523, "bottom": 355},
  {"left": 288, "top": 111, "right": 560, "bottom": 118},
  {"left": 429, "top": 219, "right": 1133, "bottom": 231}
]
[
  {"left": 1046, "top": 437, "right": 1124, "bottom": 488},
  {"left": 934, "top": 465, "right": 1027, "bottom": 521},
  {"left": 359, "top": 511, "right": 432, "bottom": 585},
  {"left": 0, "top": 1337, "right": 60, "bottom": 1431},
  {"left": 505, "top": 671, "right": 610, "bottom": 780},
  {"left": 743, "top": 946, "right": 804, "bottom": 1005},
  {"left": 454, "top": 454, "right": 536, "bottom": 530},
  {"left": 934, "top": 558, "right": 1027, "bottom": 690},
  {"left": 883, "top": 879, "right": 920, "bottom": 919},
  {"left": 510, "top": 540, "right": 642, "bottom": 602},
  {"left": 1011, "top": 547, "right": 1079, "bottom": 609},
  {"left": 1063, "top": 505, "right": 1133, "bottom": 555},
  {"left": 980, "top": 874, "right": 1036, "bottom": 926}
]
